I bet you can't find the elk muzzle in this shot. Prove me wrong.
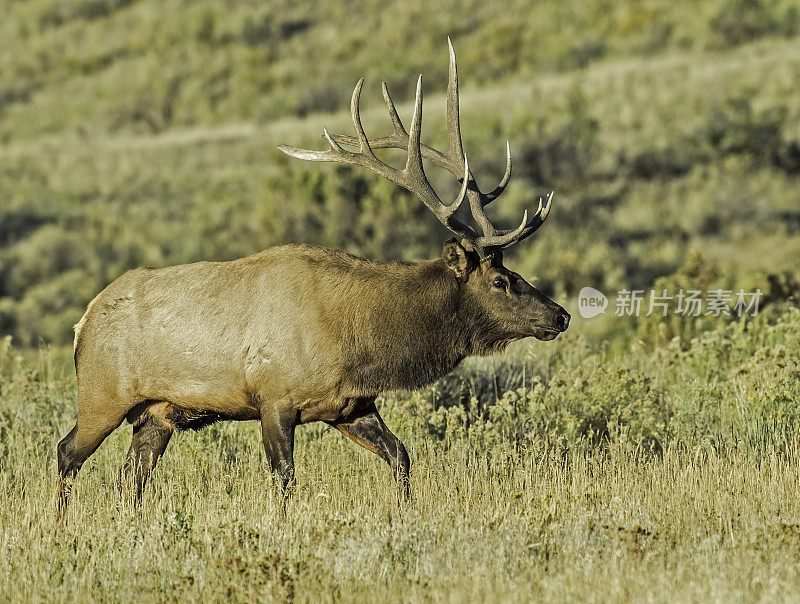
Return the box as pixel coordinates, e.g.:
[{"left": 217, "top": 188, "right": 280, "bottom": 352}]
[{"left": 531, "top": 305, "right": 570, "bottom": 341}]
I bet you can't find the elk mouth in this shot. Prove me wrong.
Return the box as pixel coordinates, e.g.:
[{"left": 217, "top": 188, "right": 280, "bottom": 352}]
[{"left": 531, "top": 326, "right": 562, "bottom": 341}]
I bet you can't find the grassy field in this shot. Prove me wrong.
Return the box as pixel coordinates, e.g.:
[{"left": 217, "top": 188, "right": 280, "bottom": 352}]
[{"left": 1, "top": 306, "right": 800, "bottom": 601}]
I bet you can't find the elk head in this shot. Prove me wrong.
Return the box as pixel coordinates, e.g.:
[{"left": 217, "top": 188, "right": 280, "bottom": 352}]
[{"left": 279, "top": 38, "right": 569, "bottom": 343}]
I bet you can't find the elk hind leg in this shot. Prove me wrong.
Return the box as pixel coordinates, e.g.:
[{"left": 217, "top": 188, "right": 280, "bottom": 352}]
[
  {"left": 119, "top": 402, "right": 174, "bottom": 500},
  {"left": 259, "top": 404, "right": 297, "bottom": 496},
  {"left": 56, "top": 412, "right": 125, "bottom": 517}
]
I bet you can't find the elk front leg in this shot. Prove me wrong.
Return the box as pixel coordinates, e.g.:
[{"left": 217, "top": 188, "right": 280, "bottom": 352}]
[
  {"left": 259, "top": 404, "right": 297, "bottom": 494},
  {"left": 329, "top": 401, "right": 411, "bottom": 503}
]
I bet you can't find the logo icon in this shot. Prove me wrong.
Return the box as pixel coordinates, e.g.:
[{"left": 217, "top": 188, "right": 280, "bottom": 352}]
[{"left": 578, "top": 287, "right": 608, "bottom": 319}]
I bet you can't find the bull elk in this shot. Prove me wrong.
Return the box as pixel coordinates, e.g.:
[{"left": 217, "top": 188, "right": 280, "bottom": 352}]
[{"left": 56, "top": 40, "right": 569, "bottom": 511}]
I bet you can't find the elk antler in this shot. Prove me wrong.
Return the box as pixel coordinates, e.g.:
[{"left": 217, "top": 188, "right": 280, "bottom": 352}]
[{"left": 278, "top": 38, "right": 553, "bottom": 259}]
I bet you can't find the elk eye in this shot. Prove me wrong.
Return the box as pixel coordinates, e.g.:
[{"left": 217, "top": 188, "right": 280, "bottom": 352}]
[{"left": 492, "top": 277, "right": 506, "bottom": 289}]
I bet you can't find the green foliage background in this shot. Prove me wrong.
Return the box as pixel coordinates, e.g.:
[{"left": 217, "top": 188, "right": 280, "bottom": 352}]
[{"left": 1, "top": 0, "right": 799, "bottom": 345}]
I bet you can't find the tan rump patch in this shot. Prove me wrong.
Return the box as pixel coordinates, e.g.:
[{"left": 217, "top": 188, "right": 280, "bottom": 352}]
[{"left": 73, "top": 293, "right": 102, "bottom": 353}]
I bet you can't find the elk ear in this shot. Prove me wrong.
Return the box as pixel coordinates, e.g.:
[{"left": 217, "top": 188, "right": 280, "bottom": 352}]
[{"left": 442, "top": 238, "right": 475, "bottom": 279}]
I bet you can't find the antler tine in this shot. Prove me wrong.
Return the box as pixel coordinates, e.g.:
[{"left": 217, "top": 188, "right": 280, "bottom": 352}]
[
  {"left": 445, "top": 36, "right": 465, "bottom": 165},
  {"left": 468, "top": 191, "right": 554, "bottom": 250},
  {"left": 447, "top": 153, "right": 470, "bottom": 219},
  {"left": 523, "top": 190, "right": 554, "bottom": 235},
  {"left": 489, "top": 191, "right": 554, "bottom": 250},
  {"left": 484, "top": 141, "right": 512, "bottom": 204},
  {"left": 382, "top": 81, "right": 408, "bottom": 138},
  {"left": 406, "top": 75, "right": 425, "bottom": 178},
  {"left": 472, "top": 210, "right": 526, "bottom": 248},
  {"left": 322, "top": 127, "right": 345, "bottom": 153},
  {"left": 277, "top": 125, "right": 346, "bottom": 161},
  {"left": 404, "top": 75, "right": 469, "bottom": 224},
  {"left": 331, "top": 60, "right": 466, "bottom": 178},
  {"left": 443, "top": 36, "right": 501, "bottom": 241},
  {"left": 350, "top": 78, "right": 375, "bottom": 158},
  {"left": 524, "top": 191, "right": 553, "bottom": 231}
]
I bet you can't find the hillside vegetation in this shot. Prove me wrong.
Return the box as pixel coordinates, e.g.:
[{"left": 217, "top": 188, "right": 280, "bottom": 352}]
[{"left": 1, "top": 0, "right": 800, "bottom": 345}]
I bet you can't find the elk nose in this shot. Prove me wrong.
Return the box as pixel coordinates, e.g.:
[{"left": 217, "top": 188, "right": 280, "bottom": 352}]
[{"left": 559, "top": 312, "right": 571, "bottom": 331}]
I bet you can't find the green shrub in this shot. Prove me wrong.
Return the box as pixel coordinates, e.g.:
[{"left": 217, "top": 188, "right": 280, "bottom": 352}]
[
  {"left": 38, "top": 0, "right": 135, "bottom": 29},
  {"left": 1, "top": 225, "right": 93, "bottom": 297},
  {"left": 241, "top": 13, "right": 275, "bottom": 47},
  {"left": 14, "top": 269, "right": 100, "bottom": 346},
  {"left": 702, "top": 96, "right": 785, "bottom": 162},
  {"left": 623, "top": 146, "right": 698, "bottom": 180},
  {"left": 709, "top": 0, "right": 780, "bottom": 47},
  {"left": 196, "top": 9, "right": 218, "bottom": 45},
  {"left": 634, "top": 252, "right": 720, "bottom": 349},
  {"left": 0, "top": 298, "right": 17, "bottom": 336},
  {"left": 403, "top": 353, "right": 670, "bottom": 453},
  {"left": 516, "top": 86, "right": 599, "bottom": 186}
]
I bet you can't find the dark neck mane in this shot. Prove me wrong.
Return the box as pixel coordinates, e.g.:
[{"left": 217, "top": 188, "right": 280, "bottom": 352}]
[
  {"left": 298, "top": 246, "right": 509, "bottom": 394},
  {"left": 312, "top": 253, "right": 471, "bottom": 393}
]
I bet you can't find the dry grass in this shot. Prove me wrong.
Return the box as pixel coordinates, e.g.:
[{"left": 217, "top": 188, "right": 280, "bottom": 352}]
[
  {"left": 2, "top": 307, "right": 800, "bottom": 601},
  {"left": 3, "top": 425, "right": 800, "bottom": 601}
]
